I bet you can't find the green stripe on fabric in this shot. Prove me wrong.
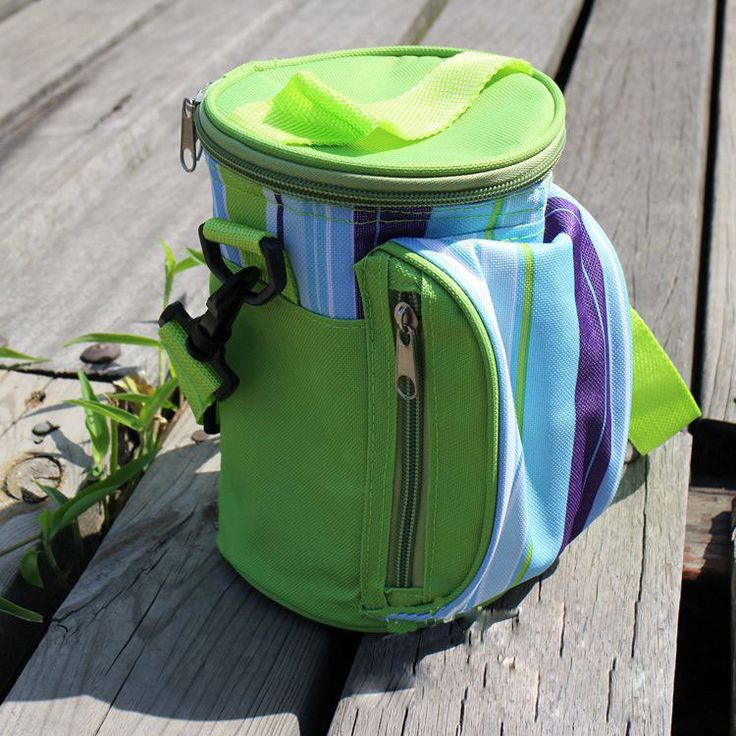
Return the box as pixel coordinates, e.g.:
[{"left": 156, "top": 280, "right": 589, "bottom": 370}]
[
  {"left": 514, "top": 243, "right": 535, "bottom": 434},
  {"left": 512, "top": 541, "right": 533, "bottom": 586},
  {"left": 484, "top": 197, "right": 504, "bottom": 238}
]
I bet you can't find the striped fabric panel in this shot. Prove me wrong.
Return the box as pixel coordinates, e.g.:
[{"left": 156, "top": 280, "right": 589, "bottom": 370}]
[
  {"left": 387, "top": 184, "right": 631, "bottom": 624},
  {"left": 206, "top": 155, "right": 551, "bottom": 318}
]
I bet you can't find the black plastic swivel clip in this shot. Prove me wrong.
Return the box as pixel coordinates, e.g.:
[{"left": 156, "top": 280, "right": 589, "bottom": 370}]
[{"left": 159, "top": 223, "right": 287, "bottom": 432}]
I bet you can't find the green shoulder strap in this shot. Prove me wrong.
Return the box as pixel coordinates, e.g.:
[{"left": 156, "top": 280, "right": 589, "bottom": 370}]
[
  {"left": 159, "top": 218, "right": 298, "bottom": 423},
  {"left": 231, "top": 51, "right": 533, "bottom": 147},
  {"left": 629, "top": 308, "right": 700, "bottom": 455}
]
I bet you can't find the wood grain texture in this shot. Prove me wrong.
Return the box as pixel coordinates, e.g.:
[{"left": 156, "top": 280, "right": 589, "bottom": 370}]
[
  {"left": 0, "top": 0, "right": 443, "bottom": 381},
  {"left": 0, "top": 412, "right": 352, "bottom": 736},
  {"left": 0, "top": 0, "right": 33, "bottom": 24},
  {"left": 0, "top": 372, "right": 106, "bottom": 693},
  {"left": 0, "top": 373, "right": 105, "bottom": 527},
  {"left": 0, "top": 0, "right": 166, "bottom": 137},
  {"left": 329, "top": 434, "right": 692, "bottom": 736},
  {"left": 423, "top": 0, "right": 585, "bottom": 73},
  {"left": 683, "top": 486, "right": 735, "bottom": 579},
  {"left": 701, "top": 0, "right": 736, "bottom": 422},
  {"left": 553, "top": 0, "right": 714, "bottom": 380}
]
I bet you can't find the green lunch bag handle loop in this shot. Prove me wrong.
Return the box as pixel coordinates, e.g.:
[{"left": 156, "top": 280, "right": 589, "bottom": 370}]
[
  {"left": 629, "top": 308, "right": 700, "bottom": 455},
  {"left": 230, "top": 50, "right": 534, "bottom": 147},
  {"left": 159, "top": 218, "right": 298, "bottom": 432}
]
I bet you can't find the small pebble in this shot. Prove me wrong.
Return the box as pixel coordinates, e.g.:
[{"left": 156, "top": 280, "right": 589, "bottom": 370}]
[
  {"left": 32, "top": 421, "right": 58, "bottom": 437},
  {"left": 191, "top": 429, "right": 210, "bottom": 444},
  {"left": 80, "top": 343, "right": 121, "bottom": 364}
]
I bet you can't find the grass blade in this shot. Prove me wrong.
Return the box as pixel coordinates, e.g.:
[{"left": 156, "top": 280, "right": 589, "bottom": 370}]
[
  {"left": 64, "top": 333, "right": 160, "bottom": 349},
  {"left": 172, "top": 256, "right": 202, "bottom": 276},
  {"left": 35, "top": 483, "right": 67, "bottom": 507},
  {"left": 0, "top": 347, "right": 46, "bottom": 363},
  {"left": 0, "top": 596, "right": 43, "bottom": 623},
  {"left": 20, "top": 549, "right": 44, "bottom": 588},
  {"left": 65, "top": 399, "right": 141, "bottom": 432},
  {"left": 51, "top": 450, "right": 156, "bottom": 533},
  {"left": 138, "top": 377, "right": 178, "bottom": 430},
  {"left": 77, "top": 371, "right": 110, "bottom": 474},
  {"left": 186, "top": 248, "right": 206, "bottom": 265}
]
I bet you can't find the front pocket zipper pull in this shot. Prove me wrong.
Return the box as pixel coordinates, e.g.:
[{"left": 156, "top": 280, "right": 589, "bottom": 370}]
[
  {"left": 180, "top": 97, "right": 203, "bottom": 172},
  {"left": 394, "top": 301, "right": 419, "bottom": 400}
]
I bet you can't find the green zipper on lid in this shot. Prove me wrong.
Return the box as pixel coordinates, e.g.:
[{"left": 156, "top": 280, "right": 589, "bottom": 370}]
[{"left": 389, "top": 292, "right": 424, "bottom": 588}]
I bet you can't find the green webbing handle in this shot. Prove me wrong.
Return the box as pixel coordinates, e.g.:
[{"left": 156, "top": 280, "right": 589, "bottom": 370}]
[
  {"left": 629, "top": 308, "right": 700, "bottom": 454},
  {"left": 231, "top": 51, "right": 533, "bottom": 146},
  {"left": 203, "top": 218, "right": 299, "bottom": 304}
]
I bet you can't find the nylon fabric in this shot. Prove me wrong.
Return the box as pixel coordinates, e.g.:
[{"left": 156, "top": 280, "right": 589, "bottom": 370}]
[
  {"left": 202, "top": 217, "right": 300, "bottom": 304},
  {"left": 202, "top": 47, "right": 564, "bottom": 178},
  {"left": 159, "top": 320, "right": 221, "bottom": 422},
  {"left": 629, "top": 309, "right": 700, "bottom": 454},
  {"left": 229, "top": 51, "right": 532, "bottom": 147}
]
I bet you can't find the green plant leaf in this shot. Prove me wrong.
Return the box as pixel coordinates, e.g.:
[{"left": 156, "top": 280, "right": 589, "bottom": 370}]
[
  {"left": 0, "top": 596, "right": 43, "bottom": 623},
  {"left": 0, "top": 347, "right": 46, "bottom": 363},
  {"left": 35, "top": 483, "right": 67, "bottom": 507},
  {"left": 172, "top": 256, "right": 202, "bottom": 276},
  {"left": 37, "top": 509, "right": 53, "bottom": 544},
  {"left": 186, "top": 248, "right": 206, "bottom": 265},
  {"left": 108, "top": 392, "right": 176, "bottom": 411},
  {"left": 64, "top": 333, "right": 160, "bottom": 349},
  {"left": 159, "top": 239, "right": 176, "bottom": 274},
  {"left": 65, "top": 399, "right": 141, "bottom": 432},
  {"left": 138, "top": 377, "right": 178, "bottom": 430},
  {"left": 19, "top": 549, "right": 44, "bottom": 588},
  {"left": 78, "top": 371, "right": 110, "bottom": 474},
  {"left": 51, "top": 450, "right": 156, "bottom": 534}
]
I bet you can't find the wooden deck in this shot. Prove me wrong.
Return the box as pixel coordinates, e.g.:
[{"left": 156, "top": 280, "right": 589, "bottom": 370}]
[{"left": 0, "top": 0, "right": 730, "bottom": 733}]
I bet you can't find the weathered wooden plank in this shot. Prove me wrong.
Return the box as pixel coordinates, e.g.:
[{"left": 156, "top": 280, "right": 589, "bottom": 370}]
[
  {"left": 701, "top": 0, "right": 736, "bottom": 422},
  {"left": 683, "top": 486, "right": 735, "bottom": 579},
  {"left": 0, "top": 371, "right": 106, "bottom": 693},
  {"left": 0, "top": 0, "right": 164, "bottom": 137},
  {"left": 0, "top": 373, "right": 105, "bottom": 520},
  {"left": 0, "top": 411, "right": 351, "bottom": 735},
  {"left": 553, "top": 0, "right": 714, "bottom": 381},
  {"left": 329, "top": 435, "right": 691, "bottom": 736},
  {"left": 423, "top": 0, "right": 585, "bottom": 73},
  {"left": 0, "top": 0, "right": 441, "bottom": 380},
  {"left": 0, "top": 0, "right": 33, "bottom": 24},
  {"left": 0, "top": 369, "right": 52, "bottom": 434}
]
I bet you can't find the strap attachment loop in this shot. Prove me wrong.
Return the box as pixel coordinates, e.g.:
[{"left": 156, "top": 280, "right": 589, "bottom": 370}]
[{"left": 158, "top": 221, "right": 288, "bottom": 430}]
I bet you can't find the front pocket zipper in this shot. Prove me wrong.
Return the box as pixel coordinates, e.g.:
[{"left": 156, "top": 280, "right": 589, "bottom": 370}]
[{"left": 388, "top": 292, "right": 424, "bottom": 588}]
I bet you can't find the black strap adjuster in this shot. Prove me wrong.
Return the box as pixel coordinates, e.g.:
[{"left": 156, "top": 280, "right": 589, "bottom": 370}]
[{"left": 158, "top": 223, "right": 287, "bottom": 430}]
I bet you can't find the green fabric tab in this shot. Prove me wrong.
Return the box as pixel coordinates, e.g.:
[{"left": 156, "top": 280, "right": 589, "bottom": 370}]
[
  {"left": 230, "top": 51, "right": 532, "bottom": 147},
  {"left": 202, "top": 218, "right": 299, "bottom": 304},
  {"left": 629, "top": 309, "right": 700, "bottom": 455},
  {"left": 160, "top": 320, "right": 222, "bottom": 423}
]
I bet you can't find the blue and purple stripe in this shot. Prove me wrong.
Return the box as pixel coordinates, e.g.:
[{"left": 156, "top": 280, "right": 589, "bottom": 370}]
[{"left": 545, "top": 197, "right": 612, "bottom": 546}]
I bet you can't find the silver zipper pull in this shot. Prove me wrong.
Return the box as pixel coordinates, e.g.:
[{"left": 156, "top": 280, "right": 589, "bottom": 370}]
[
  {"left": 180, "top": 97, "right": 202, "bottom": 172},
  {"left": 394, "top": 301, "right": 419, "bottom": 400}
]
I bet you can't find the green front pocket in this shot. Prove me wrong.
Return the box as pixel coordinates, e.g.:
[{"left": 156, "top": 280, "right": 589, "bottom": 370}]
[
  {"left": 216, "top": 296, "right": 387, "bottom": 631},
  {"left": 357, "top": 243, "right": 500, "bottom": 623}
]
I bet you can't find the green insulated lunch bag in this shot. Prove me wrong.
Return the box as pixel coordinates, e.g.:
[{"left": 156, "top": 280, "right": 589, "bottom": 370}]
[{"left": 159, "top": 47, "right": 699, "bottom": 632}]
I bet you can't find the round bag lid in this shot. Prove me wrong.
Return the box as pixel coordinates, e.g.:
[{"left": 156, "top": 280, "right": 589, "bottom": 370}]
[{"left": 200, "top": 46, "right": 565, "bottom": 182}]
